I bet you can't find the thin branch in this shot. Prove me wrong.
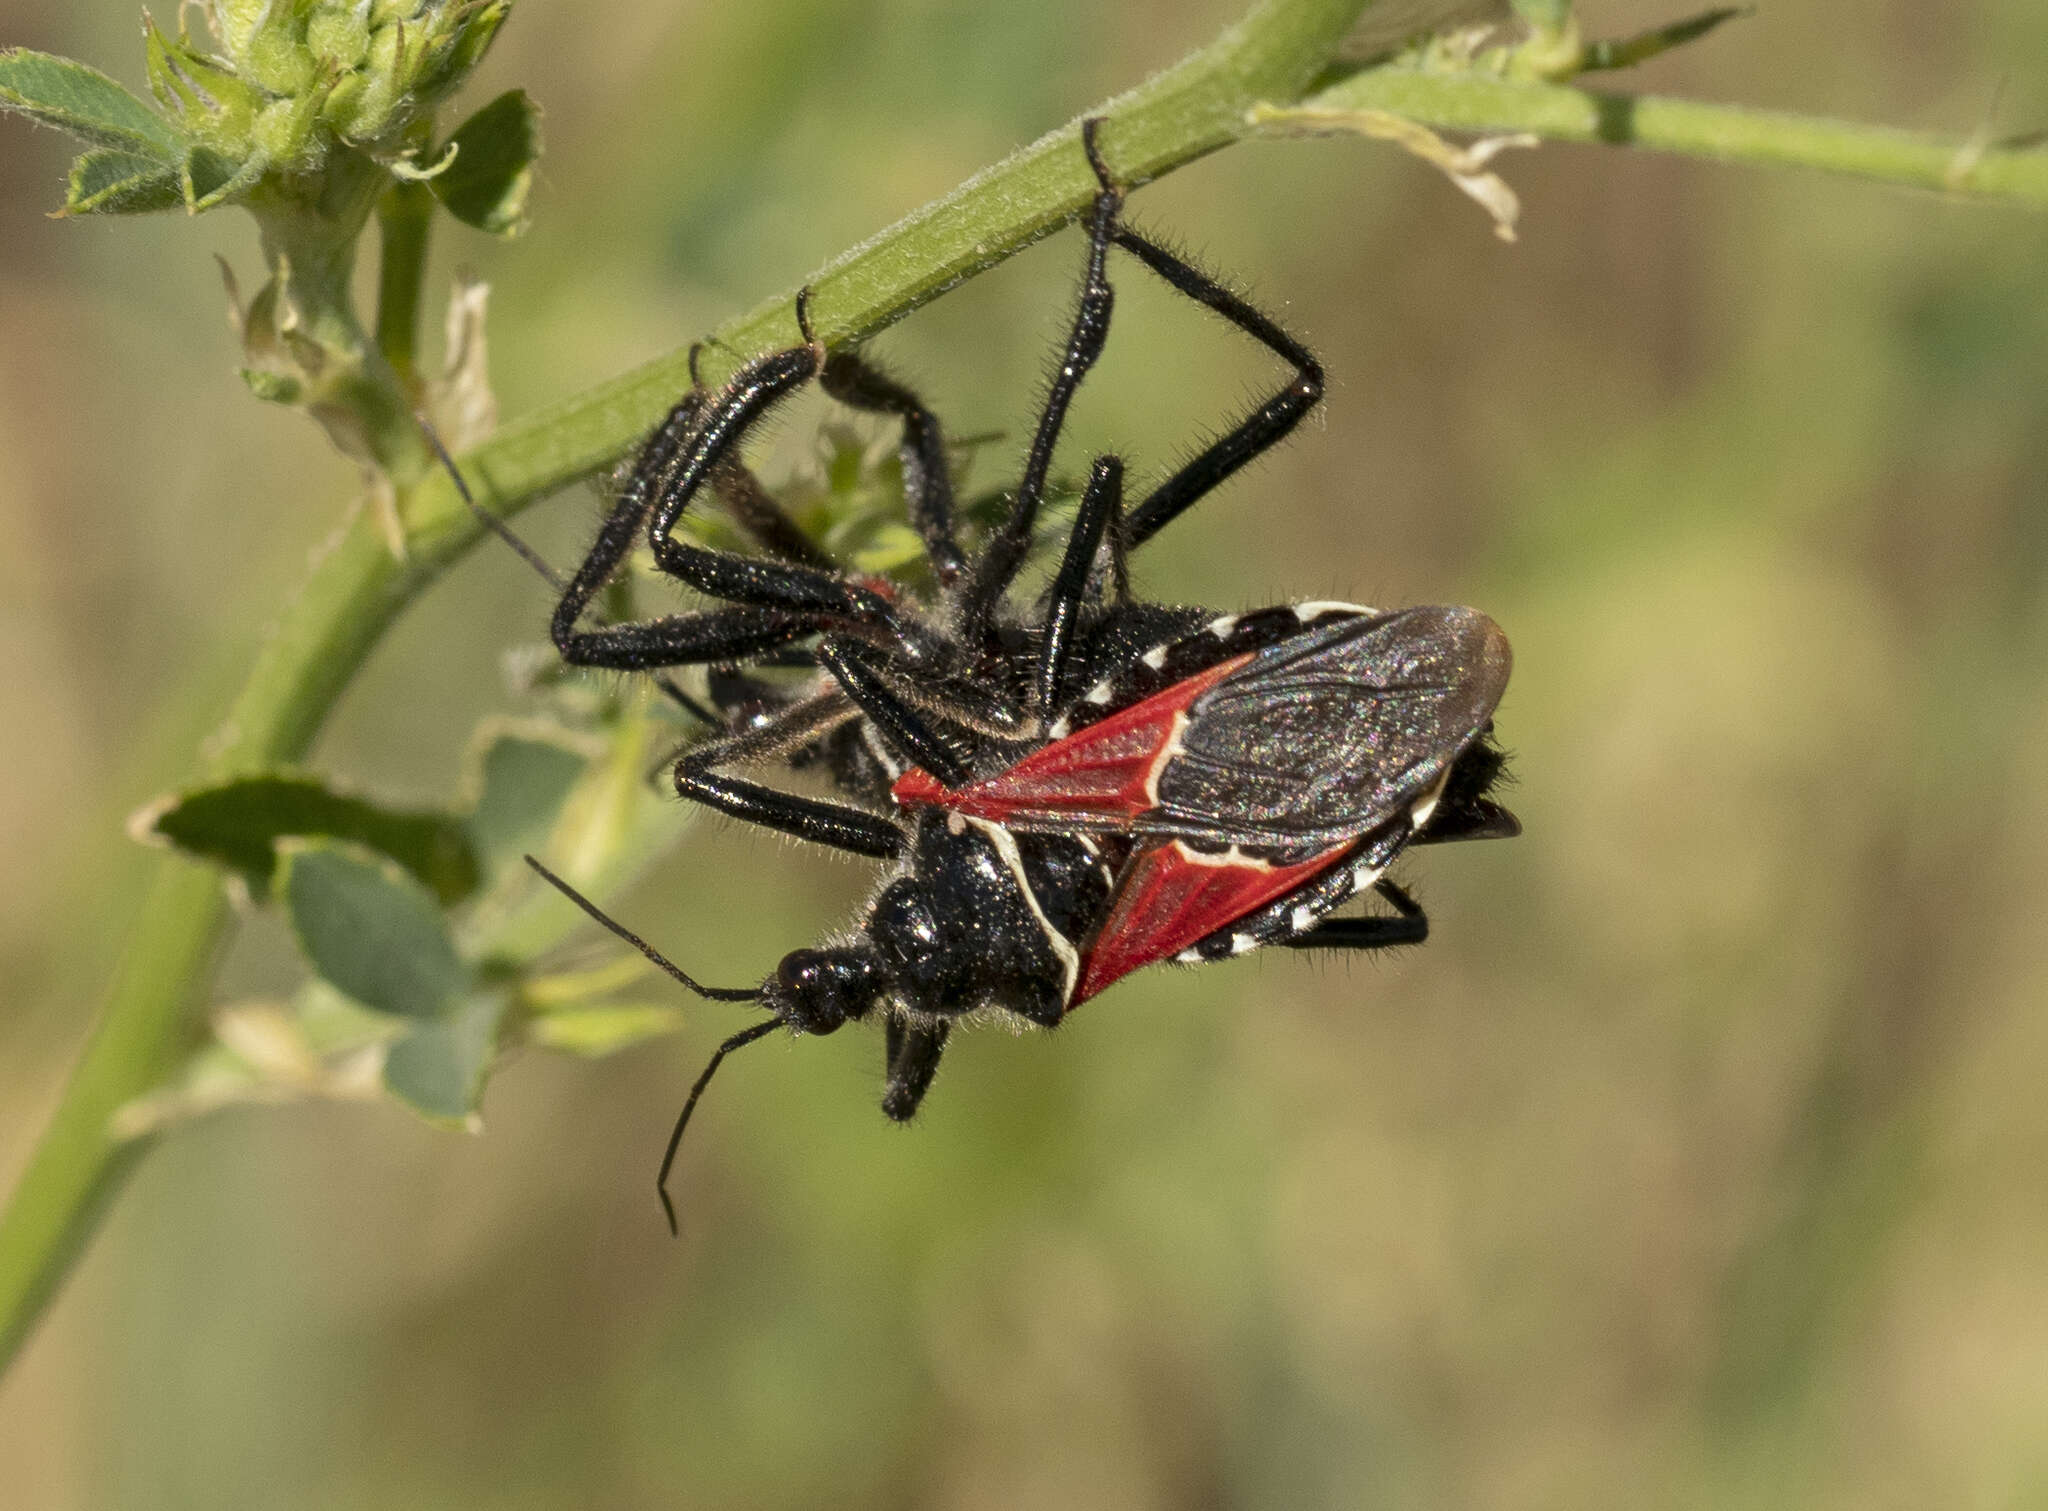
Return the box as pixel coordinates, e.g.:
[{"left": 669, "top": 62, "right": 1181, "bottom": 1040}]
[{"left": 1280, "top": 67, "right": 2048, "bottom": 207}]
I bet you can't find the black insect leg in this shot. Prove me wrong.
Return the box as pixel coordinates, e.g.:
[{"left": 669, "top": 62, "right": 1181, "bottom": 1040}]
[
  {"left": 815, "top": 637, "right": 973, "bottom": 788},
  {"left": 962, "top": 118, "right": 1124, "bottom": 627},
  {"left": 554, "top": 307, "right": 932, "bottom": 679},
  {"left": 820, "top": 351, "right": 967, "bottom": 583},
  {"left": 1278, "top": 881, "right": 1429, "bottom": 951},
  {"left": 1111, "top": 229, "right": 1324, "bottom": 550},
  {"left": 1035, "top": 453, "right": 1125, "bottom": 717},
  {"left": 711, "top": 457, "right": 837, "bottom": 571},
  {"left": 420, "top": 406, "right": 761, "bottom": 724},
  {"left": 671, "top": 689, "right": 906, "bottom": 859},
  {"left": 881, "top": 1017, "right": 951, "bottom": 1121},
  {"left": 643, "top": 300, "right": 933, "bottom": 651}
]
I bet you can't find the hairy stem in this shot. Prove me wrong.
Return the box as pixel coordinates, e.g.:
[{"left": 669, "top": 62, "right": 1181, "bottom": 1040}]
[{"left": 1286, "top": 67, "right": 2048, "bottom": 206}]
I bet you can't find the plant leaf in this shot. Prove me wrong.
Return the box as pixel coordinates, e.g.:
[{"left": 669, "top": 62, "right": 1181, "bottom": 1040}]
[
  {"left": 383, "top": 990, "right": 506, "bottom": 1124},
  {"left": 62, "top": 147, "right": 183, "bottom": 215},
  {"left": 463, "top": 725, "right": 591, "bottom": 873},
  {"left": 431, "top": 88, "right": 540, "bottom": 235},
  {"left": 0, "top": 49, "right": 184, "bottom": 159},
  {"left": 280, "top": 840, "right": 472, "bottom": 1020},
  {"left": 135, "top": 772, "right": 480, "bottom": 904},
  {"left": 183, "top": 143, "right": 265, "bottom": 212}
]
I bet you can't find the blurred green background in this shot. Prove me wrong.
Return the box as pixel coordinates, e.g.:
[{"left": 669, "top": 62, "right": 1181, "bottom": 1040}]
[{"left": 4, "top": 1, "right": 2048, "bottom": 1506}]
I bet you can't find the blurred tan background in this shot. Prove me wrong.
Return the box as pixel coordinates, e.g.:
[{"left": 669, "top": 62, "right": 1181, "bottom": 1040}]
[{"left": 4, "top": 1, "right": 2048, "bottom": 1506}]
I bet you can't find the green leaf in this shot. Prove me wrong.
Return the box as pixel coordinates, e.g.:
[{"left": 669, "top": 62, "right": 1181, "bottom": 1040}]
[
  {"left": 182, "top": 143, "right": 265, "bottom": 213},
  {"left": 0, "top": 49, "right": 184, "bottom": 159},
  {"left": 280, "top": 840, "right": 472, "bottom": 1020},
  {"left": 526, "top": 1004, "right": 687, "bottom": 1058},
  {"left": 463, "top": 726, "right": 590, "bottom": 872},
  {"left": 431, "top": 88, "right": 540, "bottom": 236},
  {"left": 137, "top": 772, "right": 480, "bottom": 904},
  {"left": 62, "top": 148, "right": 183, "bottom": 215},
  {"left": 383, "top": 991, "right": 506, "bottom": 1124}
]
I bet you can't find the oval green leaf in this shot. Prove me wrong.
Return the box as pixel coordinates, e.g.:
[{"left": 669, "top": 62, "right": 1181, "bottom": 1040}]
[
  {"left": 383, "top": 990, "right": 507, "bottom": 1124},
  {"left": 139, "top": 771, "right": 480, "bottom": 904},
  {"left": 431, "top": 88, "right": 540, "bottom": 236},
  {"left": 281, "top": 840, "right": 471, "bottom": 1020},
  {"left": 62, "top": 148, "right": 184, "bottom": 215},
  {"left": 0, "top": 48, "right": 184, "bottom": 159}
]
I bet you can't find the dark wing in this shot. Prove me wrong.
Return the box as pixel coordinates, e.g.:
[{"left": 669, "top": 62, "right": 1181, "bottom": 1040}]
[{"left": 1143, "top": 606, "right": 1511, "bottom": 854}]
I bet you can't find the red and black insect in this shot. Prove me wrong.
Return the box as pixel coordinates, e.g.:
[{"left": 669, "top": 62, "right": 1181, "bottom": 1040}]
[{"left": 473, "top": 120, "right": 1516, "bottom": 1227}]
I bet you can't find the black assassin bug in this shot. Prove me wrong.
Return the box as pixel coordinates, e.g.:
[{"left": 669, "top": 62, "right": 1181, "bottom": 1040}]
[{"left": 460, "top": 119, "right": 1516, "bottom": 1228}]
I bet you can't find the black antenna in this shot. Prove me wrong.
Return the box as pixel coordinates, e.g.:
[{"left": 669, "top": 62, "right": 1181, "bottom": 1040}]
[
  {"left": 522, "top": 855, "right": 777, "bottom": 1234},
  {"left": 659, "top": 1019, "right": 778, "bottom": 1235},
  {"left": 417, "top": 412, "right": 566, "bottom": 592},
  {"left": 523, "top": 855, "right": 763, "bottom": 1002}
]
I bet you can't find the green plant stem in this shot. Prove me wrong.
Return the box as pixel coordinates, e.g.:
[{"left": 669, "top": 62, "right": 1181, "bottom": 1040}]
[
  {"left": 375, "top": 179, "right": 435, "bottom": 388},
  {"left": 1287, "top": 67, "right": 2048, "bottom": 206},
  {"left": 0, "top": 0, "right": 1376, "bottom": 1380}
]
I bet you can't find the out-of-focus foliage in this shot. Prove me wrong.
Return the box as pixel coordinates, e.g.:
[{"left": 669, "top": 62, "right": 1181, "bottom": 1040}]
[
  {"left": 2, "top": 1, "right": 2047, "bottom": 1507},
  {"left": 0, "top": 2, "right": 511, "bottom": 217}
]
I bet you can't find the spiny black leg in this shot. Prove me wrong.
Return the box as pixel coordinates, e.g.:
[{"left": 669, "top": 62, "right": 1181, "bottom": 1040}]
[
  {"left": 553, "top": 308, "right": 919, "bottom": 667},
  {"left": 1278, "top": 880, "right": 1429, "bottom": 951},
  {"left": 1110, "top": 227, "right": 1324, "bottom": 550},
  {"left": 551, "top": 389, "right": 704, "bottom": 653},
  {"left": 643, "top": 299, "right": 929, "bottom": 646},
  {"left": 672, "top": 691, "right": 906, "bottom": 859},
  {"left": 820, "top": 350, "right": 967, "bottom": 583},
  {"left": 963, "top": 117, "right": 1124, "bottom": 626},
  {"left": 815, "top": 636, "right": 972, "bottom": 788},
  {"left": 1036, "top": 453, "right": 1124, "bottom": 717},
  {"left": 554, "top": 601, "right": 822, "bottom": 675},
  {"left": 881, "top": 1017, "right": 950, "bottom": 1122},
  {"left": 711, "top": 458, "right": 836, "bottom": 571},
  {"left": 652, "top": 675, "right": 720, "bottom": 726}
]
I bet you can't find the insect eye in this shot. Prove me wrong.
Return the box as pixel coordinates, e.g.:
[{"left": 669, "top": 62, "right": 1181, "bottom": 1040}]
[{"left": 773, "top": 949, "right": 883, "bottom": 1036}]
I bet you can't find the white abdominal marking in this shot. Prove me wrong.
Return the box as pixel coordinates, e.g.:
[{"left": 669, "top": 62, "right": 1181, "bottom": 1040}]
[
  {"left": 1408, "top": 767, "right": 1452, "bottom": 833},
  {"left": 1291, "top": 599, "right": 1371, "bottom": 621},
  {"left": 1171, "top": 839, "right": 1275, "bottom": 872}
]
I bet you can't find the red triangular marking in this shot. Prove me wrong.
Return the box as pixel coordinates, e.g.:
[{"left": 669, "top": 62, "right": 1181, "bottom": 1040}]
[
  {"left": 891, "top": 653, "right": 1251, "bottom": 824},
  {"left": 1073, "top": 839, "right": 1350, "bottom": 1005}
]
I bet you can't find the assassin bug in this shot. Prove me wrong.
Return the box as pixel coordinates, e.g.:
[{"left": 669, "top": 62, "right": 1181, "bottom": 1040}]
[{"left": 464, "top": 119, "right": 1516, "bottom": 1228}]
